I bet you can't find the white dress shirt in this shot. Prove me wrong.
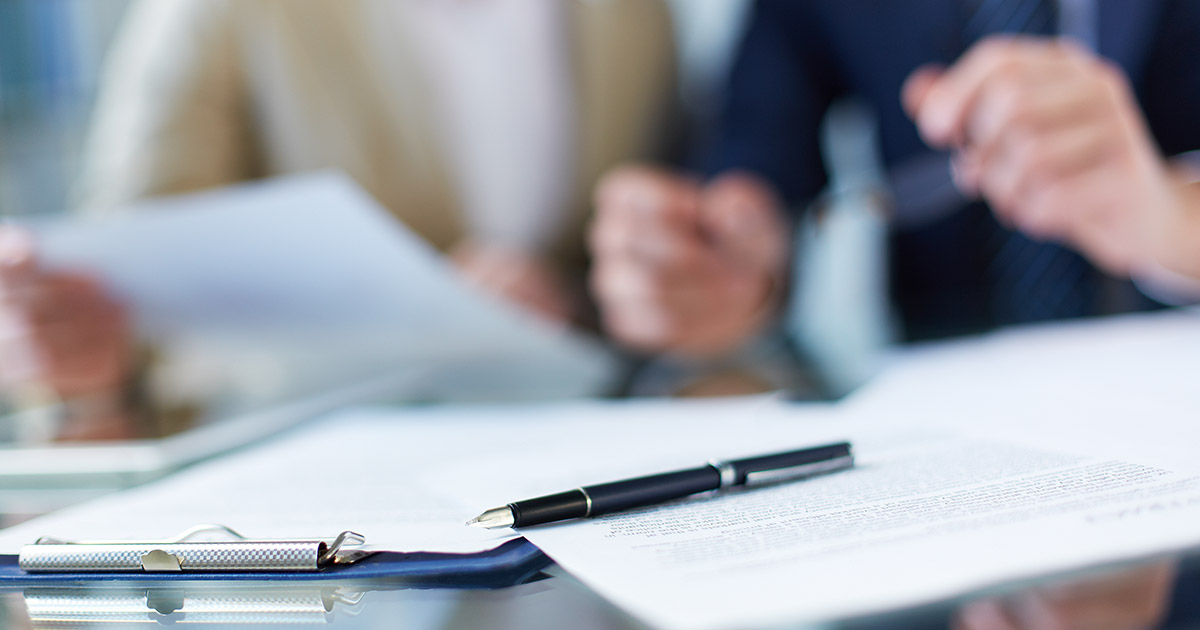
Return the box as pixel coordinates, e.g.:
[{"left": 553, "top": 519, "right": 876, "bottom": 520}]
[{"left": 403, "top": 0, "right": 576, "bottom": 254}]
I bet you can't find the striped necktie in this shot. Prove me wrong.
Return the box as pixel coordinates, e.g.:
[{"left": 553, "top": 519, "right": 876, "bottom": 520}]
[{"left": 963, "top": 0, "right": 1099, "bottom": 324}]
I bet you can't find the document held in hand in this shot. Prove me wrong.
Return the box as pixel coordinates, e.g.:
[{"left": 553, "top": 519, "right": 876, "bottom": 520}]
[{"left": 24, "top": 172, "right": 618, "bottom": 403}]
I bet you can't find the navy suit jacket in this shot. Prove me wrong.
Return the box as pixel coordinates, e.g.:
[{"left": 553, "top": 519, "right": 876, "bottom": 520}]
[{"left": 708, "top": 1, "right": 1200, "bottom": 339}]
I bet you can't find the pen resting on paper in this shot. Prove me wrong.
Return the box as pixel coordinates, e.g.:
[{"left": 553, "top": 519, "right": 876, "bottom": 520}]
[{"left": 468, "top": 442, "right": 855, "bottom": 529}]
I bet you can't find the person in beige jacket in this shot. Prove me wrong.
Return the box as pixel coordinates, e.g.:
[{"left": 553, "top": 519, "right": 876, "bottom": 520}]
[{"left": 0, "top": 0, "right": 677, "bottom": 439}]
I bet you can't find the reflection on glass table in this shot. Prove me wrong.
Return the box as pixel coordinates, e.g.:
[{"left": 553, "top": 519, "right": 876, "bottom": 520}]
[
  {"left": 0, "top": 569, "right": 647, "bottom": 630},
  {"left": 3, "top": 556, "right": 1200, "bottom": 630}
]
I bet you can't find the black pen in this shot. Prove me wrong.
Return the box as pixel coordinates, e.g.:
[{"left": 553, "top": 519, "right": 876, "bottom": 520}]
[{"left": 466, "top": 441, "right": 854, "bottom": 529}]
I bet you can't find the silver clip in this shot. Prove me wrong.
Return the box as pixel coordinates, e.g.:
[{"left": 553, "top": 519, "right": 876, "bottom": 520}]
[
  {"left": 743, "top": 454, "right": 856, "bottom": 487},
  {"left": 319, "top": 530, "right": 369, "bottom": 566},
  {"left": 20, "top": 525, "right": 370, "bottom": 573}
]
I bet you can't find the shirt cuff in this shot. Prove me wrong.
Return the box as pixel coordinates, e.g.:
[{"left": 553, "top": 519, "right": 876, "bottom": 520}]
[
  {"left": 1133, "top": 152, "right": 1200, "bottom": 305},
  {"left": 1133, "top": 262, "right": 1200, "bottom": 306}
]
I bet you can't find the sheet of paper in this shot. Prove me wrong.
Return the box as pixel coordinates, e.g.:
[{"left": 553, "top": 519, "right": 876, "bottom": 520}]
[
  {"left": 844, "top": 309, "right": 1200, "bottom": 472},
  {"left": 24, "top": 171, "right": 618, "bottom": 404},
  {"left": 0, "top": 396, "right": 820, "bottom": 554},
  {"left": 519, "top": 432, "right": 1200, "bottom": 629},
  {"left": 508, "top": 311, "right": 1200, "bottom": 629},
  {"left": 2, "top": 312, "right": 1196, "bottom": 628}
]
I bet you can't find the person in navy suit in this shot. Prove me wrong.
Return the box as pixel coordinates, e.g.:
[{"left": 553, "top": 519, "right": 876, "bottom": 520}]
[
  {"left": 589, "top": 0, "right": 1200, "bottom": 354},
  {"left": 588, "top": 2, "right": 1196, "bottom": 625}
]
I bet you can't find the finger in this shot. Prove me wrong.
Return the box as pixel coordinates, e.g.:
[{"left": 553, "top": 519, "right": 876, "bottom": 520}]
[
  {"left": 981, "top": 123, "right": 1113, "bottom": 226},
  {"left": 600, "top": 302, "right": 682, "bottom": 352},
  {"left": 501, "top": 266, "right": 574, "bottom": 324},
  {"left": 699, "top": 172, "right": 788, "bottom": 272},
  {"left": 450, "top": 240, "right": 518, "bottom": 287},
  {"left": 34, "top": 323, "right": 129, "bottom": 397},
  {"left": 12, "top": 275, "right": 112, "bottom": 329},
  {"left": 0, "top": 331, "right": 45, "bottom": 386},
  {"left": 592, "top": 257, "right": 714, "bottom": 315},
  {"left": 955, "top": 600, "right": 1022, "bottom": 630},
  {"left": 1014, "top": 166, "right": 1119, "bottom": 246},
  {"left": 594, "top": 165, "right": 702, "bottom": 228},
  {"left": 967, "top": 61, "right": 1103, "bottom": 162},
  {"left": 0, "top": 272, "right": 108, "bottom": 324},
  {"left": 590, "top": 209, "right": 712, "bottom": 271},
  {"left": 30, "top": 312, "right": 119, "bottom": 360},
  {"left": 916, "top": 36, "right": 1064, "bottom": 147},
  {"left": 452, "top": 243, "right": 576, "bottom": 322},
  {"left": 0, "top": 227, "right": 39, "bottom": 296},
  {"left": 902, "top": 64, "right": 945, "bottom": 119}
]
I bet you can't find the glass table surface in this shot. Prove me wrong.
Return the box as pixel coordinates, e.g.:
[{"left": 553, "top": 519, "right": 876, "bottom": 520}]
[{"left": 2, "top": 556, "right": 1200, "bottom": 630}]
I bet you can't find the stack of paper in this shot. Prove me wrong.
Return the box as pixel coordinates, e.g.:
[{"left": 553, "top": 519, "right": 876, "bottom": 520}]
[{"left": 1, "top": 312, "right": 1197, "bottom": 629}]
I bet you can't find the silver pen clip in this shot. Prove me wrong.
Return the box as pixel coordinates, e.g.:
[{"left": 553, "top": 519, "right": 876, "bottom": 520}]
[
  {"left": 743, "top": 454, "right": 856, "bottom": 487},
  {"left": 19, "top": 524, "right": 369, "bottom": 573}
]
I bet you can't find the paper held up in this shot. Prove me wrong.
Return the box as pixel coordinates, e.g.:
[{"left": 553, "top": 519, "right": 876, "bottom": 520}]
[{"left": 23, "top": 172, "right": 618, "bottom": 403}]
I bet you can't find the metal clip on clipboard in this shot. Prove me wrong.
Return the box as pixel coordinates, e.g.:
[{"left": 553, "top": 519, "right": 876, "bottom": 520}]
[{"left": 18, "top": 524, "right": 370, "bottom": 573}]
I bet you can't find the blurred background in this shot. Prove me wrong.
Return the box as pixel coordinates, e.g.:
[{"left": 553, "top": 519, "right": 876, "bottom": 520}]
[
  {"left": 0, "top": 0, "right": 750, "bottom": 219},
  {"left": 0, "top": 0, "right": 129, "bottom": 217}
]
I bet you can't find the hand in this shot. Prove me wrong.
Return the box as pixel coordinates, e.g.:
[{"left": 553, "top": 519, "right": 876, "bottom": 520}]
[
  {"left": 450, "top": 239, "right": 577, "bottom": 325},
  {"left": 0, "top": 227, "right": 132, "bottom": 400},
  {"left": 903, "top": 37, "right": 1190, "bottom": 277},
  {"left": 588, "top": 166, "right": 789, "bottom": 357},
  {"left": 0, "top": 227, "right": 137, "bottom": 440},
  {"left": 954, "top": 561, "right": 1177, "bottom": 630}
]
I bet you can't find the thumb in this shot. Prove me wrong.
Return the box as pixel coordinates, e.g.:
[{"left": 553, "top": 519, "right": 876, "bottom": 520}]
[
  {"left": 0, "top": 226, "right": 38, "bottom": 293},
  {"left": 699, "top": 172, "right": 787, "bottom": 272}
]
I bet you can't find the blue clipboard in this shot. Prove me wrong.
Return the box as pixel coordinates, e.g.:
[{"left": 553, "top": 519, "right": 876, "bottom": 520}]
[{"left": 0, "top": 538, "right": 550, "bottom": 590}]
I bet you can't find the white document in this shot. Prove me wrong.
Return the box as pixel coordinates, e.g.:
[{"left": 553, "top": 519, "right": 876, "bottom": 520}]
[
  {"left": 844, "top": 309, "right": 1200, "bottom": 472},
  {"left": 519, "top": 433, "right": 1200, "bottom": 629},
  {"left": 511, "top": 311, "right": 1200, "bottom": 629},
  {"left": 2, "top": 313, "right": 1197, "bottom": 629},
  {"left": 0, "top": 397, "right": 813, "bottom": 555},
  {"left": 4, "top": 397, "right": 1198, "bottom": 630},
  {"left": 25, "top": 172, "right": 618, "bottom": 405}
]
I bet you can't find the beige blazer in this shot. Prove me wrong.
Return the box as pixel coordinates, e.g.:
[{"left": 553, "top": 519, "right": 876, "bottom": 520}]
[{"left": 76, "top": 0, "right": 678, "bottom": 272}]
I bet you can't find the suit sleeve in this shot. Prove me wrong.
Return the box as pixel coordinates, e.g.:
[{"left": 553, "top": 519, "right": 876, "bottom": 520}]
[
  {"left": 703, "top": 0, "right": 842, "bottom": 211},
  {"left": 1139, "top": 0, "right": 1200, "bottom": 157},
  {"left": 73, "top": 0, "right": 260, "bottom": 214}
]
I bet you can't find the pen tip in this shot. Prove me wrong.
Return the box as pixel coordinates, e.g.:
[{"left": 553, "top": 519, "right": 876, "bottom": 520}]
[{"left": 465, "top": 507, "right": 516, "bottom": 529}]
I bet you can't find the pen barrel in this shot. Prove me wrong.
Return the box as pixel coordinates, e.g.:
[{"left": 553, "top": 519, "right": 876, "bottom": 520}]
[
  {"left": 510, "top": 490, "right": 590, "bottom": 527},
  {"left": 585, "top": 466, "right": 721, "bottom": 517}
]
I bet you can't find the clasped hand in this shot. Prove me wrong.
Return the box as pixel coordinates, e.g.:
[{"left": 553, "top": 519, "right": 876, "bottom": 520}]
[{"left": 904, "top": 36, "right": 1193, "bottom": 277}]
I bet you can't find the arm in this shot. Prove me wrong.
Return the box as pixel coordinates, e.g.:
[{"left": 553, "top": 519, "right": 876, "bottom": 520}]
[
  {"left": 1136, "top": 0, "right": 1200, "bottom": 283},
  {"left": 74, "top": 0, "right": 257, "bottom": 213},
  {"left": 704, "top": 0, "right": 840, "bottom": 207}
]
